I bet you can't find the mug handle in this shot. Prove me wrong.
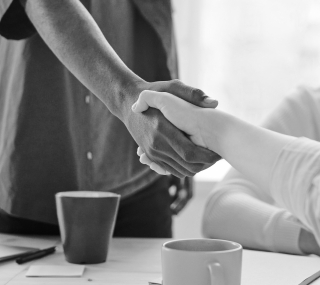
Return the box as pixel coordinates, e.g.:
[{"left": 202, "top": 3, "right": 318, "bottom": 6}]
[{"left": 208, "top": 262, "right": 225, "bottom": 285}]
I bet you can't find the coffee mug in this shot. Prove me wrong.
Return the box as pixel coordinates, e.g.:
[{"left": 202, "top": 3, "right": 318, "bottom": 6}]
[
  {"left": 162, "top": 239, "right": 242, "bottom": 285},
  {"left": 56, "top": 191, "right": 120, "bottom": 264}
]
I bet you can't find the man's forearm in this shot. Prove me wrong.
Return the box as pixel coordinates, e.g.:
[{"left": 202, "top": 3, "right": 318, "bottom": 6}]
[
  {"left": 24, "top": 0, "right": 143, "bottom": 118},
  {"left": 203, "top": 109, "right": 295, "bottom": 190}
]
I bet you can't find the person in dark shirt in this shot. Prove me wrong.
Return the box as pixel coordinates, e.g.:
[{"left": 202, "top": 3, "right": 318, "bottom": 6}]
[{"left": 0, "top": 0, "right": 219, "bottom": 236}]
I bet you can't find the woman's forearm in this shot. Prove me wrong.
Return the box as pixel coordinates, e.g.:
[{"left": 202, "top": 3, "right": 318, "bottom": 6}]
[
  {"left": 202, "top": 109, "right": 295, "bottom": 190},
  {"left": 24, "top": 0, "right": 142, "bottom": 118}
]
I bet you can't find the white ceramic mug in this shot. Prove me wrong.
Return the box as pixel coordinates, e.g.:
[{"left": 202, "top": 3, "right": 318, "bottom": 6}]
[{"left": 162, "top": 239, "right": 242, "bottom": 285}]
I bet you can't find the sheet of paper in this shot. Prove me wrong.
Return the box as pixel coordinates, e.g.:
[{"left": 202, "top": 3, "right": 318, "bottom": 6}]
[
  {"left": 242, "top": 250, "right": 320, "bottom": 284},
  {"left": 0, "top": 233, "right": 59, "bottom": 249},
  {"left": 0, "top": 245, "right": 38, "bottom": 261},
  {"left": 26, "top": 265, "right": 85, "bottom": 277},
  {"left": 148, "top": 277, "right": 162, "bottom": 285}
]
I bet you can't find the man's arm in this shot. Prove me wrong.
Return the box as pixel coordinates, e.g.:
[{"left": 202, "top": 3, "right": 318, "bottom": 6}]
[
  {"left": 24, "top": 0, "right": 141, "bottom": 117},
  {"left": 23, "top": 0, "right": 220, "bottom": 177}
]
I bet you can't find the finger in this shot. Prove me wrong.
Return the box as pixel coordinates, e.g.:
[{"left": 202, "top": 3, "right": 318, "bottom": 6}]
[
  {"left": 137, "top": 147, "right": 144, "bottom": 156},
  {"left": 132, "top": 93, "right": 150, "bottom": 113},
  {"left": 148, "top": 146, "right": 198, "bottom": 177},
  {"left": 150, "top": 162, "right": 167, "bottom": 175},
  {"left": 133, "top": 90, "right": 169, "bottom": 114},
  {"left": 147, "top": 127, "right": 216, "bottom": 174},
  {"left": 165, "top": 79, "right": 218, "bottom": 108},
  {"left": 169, "top": 133, "right": 221, "bottom": 165},
  {"left": 132, "top": 90, "right": 159, "bottom": 113},
  {"left": 153, "top": 158, "right": 193, "bottom": 178},
  {"left": 138, "top": 140, "right": 194, "bottom": 176},
  {"left": 139, "top": 153, "right": 152, "bottom": 166},
  {"left": 137, "top": 108, "right": 218, "bottom": 176},
  {"left": 139, "top": 152, "right": 172, "bottom": 175}
]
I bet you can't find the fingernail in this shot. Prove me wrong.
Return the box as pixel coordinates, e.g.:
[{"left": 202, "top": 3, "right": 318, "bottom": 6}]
[
  {"left": 204, "top": 97, "right": 218, "bottom": 105},
  {"left": 132, "top": 102, "right": 137, "bottom": 111}
]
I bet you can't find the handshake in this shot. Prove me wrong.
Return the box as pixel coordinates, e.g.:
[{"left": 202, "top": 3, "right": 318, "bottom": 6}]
[
  {"left": 132, "top": 89, "right": 219, "bottom": 176},
  {"left": 124, "top": 79, "right": 221, "bottom": 180}
]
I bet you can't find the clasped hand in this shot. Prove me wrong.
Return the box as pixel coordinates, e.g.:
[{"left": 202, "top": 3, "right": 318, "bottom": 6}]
[{"left": 132, "top": 90, "right": 215, "bottom": 175}]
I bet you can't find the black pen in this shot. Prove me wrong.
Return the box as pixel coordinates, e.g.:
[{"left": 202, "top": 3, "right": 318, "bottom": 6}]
[{"left": 16, "top": 246, "right": 56, "bottom": 264}]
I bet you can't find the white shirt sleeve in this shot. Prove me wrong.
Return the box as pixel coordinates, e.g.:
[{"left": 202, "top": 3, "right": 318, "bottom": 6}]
[
  {"left": 270, "top": 137, "right": 320, "bottom": 245},
  {"left": 203, "top": 169, "right": 304, "bottom": 254},
  {"left": 203, "top": 86, "right": 320, "bottom": 254}
]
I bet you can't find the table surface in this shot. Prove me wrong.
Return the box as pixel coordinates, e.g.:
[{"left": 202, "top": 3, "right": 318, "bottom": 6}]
[{"left": 1, "top": 233, "right": 320, "bottom": 285}]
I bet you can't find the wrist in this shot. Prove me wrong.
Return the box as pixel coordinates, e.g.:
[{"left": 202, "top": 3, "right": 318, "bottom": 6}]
[
  {"left": 200, "top": 109, "right": 232, "bottom": 156},
  {"left": 105, "top": 75, "right": 147, "bottom": 121}
]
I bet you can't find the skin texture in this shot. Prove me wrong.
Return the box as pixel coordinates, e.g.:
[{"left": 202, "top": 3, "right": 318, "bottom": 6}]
[
  {"left": 23, "top": 0, "right": 220, "bottom": 179},
  {"left": 133, "top": 90, "right": 294, "bottom": 188}
]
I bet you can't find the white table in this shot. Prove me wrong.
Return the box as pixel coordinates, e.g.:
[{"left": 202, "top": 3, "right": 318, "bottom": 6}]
[{"left": 1, "top": 233, "right": 320, "bottom": 285}]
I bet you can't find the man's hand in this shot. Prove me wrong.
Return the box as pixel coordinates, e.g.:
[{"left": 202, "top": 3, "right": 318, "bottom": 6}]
[{"left": 122, "top": 79, "right": 220, "bottom": 178}]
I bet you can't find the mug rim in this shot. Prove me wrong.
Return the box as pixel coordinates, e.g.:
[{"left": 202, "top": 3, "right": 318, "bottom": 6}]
[
  {"left": 162, "top": 238, "right": 242, "bottom": 253},
  {"left": 55, "top": 191, "right": 120, "bottom": 198}
]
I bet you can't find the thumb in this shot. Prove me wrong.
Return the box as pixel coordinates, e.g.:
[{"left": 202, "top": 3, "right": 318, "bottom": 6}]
[
  {"left": 166, "top": 80, "right": 218, "bottom": 108},
  {"left": 132, "top": 90, "right": 162, "bottom": 113}
]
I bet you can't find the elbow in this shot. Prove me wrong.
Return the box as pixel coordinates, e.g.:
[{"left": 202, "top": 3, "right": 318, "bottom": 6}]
[{"left": 201, "top": 189, "right": 225, "bottom": 239}]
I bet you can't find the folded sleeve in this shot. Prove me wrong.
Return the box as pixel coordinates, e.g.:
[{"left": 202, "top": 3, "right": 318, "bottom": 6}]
[
  {"left": 202, "top": 170, "right": 304, "bottom": 255},
  {"left": 0, "top": 0, "right": 36, "bottom": 40},
  {"left": 203, "top": 88, "right": 320, "bottom": 255},
  {"left": 270, "top": 137, "right": 320, "bottom": 245}
]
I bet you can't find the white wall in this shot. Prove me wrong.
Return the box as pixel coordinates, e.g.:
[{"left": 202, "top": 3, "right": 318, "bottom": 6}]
[
  {"left": 172, "top": 0, "right": 320, "bottom": 182},
  {"left": 172, "top": 0, "right": 320, "bottom": 237}
]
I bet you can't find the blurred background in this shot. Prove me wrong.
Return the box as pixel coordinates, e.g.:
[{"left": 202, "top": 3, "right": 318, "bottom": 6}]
[{"left": 172, "top": 0, "right": 320, "bottom": 236}]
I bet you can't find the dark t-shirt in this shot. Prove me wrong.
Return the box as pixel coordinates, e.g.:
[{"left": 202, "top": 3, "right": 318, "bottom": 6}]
[{"left": 0, "top": 0, "right": 178, "bottom": 224}]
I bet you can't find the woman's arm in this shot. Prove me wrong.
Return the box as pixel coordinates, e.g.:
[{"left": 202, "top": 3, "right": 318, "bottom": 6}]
[
  {"left": 133, "top": 90, "right": 320, "bottom": 245},
  {"left": 203, "top": 168, "right": 308, "bottom": 255},
  {"left": 203, "top": 88, "right": 320, "bottom": 255},
  {"left": 133, "top": 90, "right": 293, "bottom": 189}
]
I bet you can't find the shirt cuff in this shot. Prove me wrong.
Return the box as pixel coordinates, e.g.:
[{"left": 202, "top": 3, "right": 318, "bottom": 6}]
[{"left": 273, "top": 211, "right": 304, "bottom": 255}]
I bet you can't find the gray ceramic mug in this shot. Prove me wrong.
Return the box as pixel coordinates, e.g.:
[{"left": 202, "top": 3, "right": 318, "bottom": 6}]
[
  {"left": 162, "top": 239, "right": 242, "bottom": 285},
  {"left": 56, "top": 191, "right": 120, "bottom": 264}
]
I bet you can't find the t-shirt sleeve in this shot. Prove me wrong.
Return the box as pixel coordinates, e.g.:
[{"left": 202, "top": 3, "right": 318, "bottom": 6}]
[{"left": 0, "top": 0, "right": 36, "bottom": 40}]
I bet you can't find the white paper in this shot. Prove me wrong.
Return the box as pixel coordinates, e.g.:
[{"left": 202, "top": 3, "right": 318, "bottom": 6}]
[
  {"left": 242, "top": 250, "right": 320, "bottom": 285},
  {"left": 26, "top": 265, "right": 85, "bottom": 277},
  {"left": 148, "top": 277, "right": 162, "bottom": 285},
  {"left": 0, "top": 245, "right": 38, "bottom": 261}
]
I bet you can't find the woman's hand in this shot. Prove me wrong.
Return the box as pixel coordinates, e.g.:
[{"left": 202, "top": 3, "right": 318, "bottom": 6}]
[{"left": 132, "top": 90, "right": 214, "bottom": 175}]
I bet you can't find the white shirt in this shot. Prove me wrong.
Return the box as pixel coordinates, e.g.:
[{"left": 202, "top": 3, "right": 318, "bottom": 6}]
[{"left": 202, "top": 86, "right": 320, "bottom": 254}]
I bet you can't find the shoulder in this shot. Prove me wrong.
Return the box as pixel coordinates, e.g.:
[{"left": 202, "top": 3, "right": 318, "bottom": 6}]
[{"left": 261, "top": 86, "right": 320, "bottom": 139}]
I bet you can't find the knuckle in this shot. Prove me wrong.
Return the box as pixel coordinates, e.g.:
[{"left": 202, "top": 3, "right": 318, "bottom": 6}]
[
  {"left": 190, "top": 88, "right": 205, "bottom": 103},
  {"left": 171, "top": 79, "right": 182, "bottom": 85},
  {"left": 183, "top": 150, "right": 196, "bottom": 163},
  {"left": 154, "top": 118, "right": 166, "bottom": 133},
  {"left": 140, "top": 90, "right": 149, "bottom": 98},
  {"left": 176, "top": 173, "right": 186, "bottom": 179},
  {"left": 190, "top": 164, "right": 204, "bottom": 173},
  {"left": 209, "top": 153, "right": 221, "bottom": 164},
  {"left": 150, "top": 138, "right": 161, "bottom": 151}
]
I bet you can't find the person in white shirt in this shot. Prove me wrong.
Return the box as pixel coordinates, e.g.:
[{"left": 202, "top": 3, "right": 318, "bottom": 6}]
[{"left": 132, "top": 86, "right": 320, "bottom": 256}]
